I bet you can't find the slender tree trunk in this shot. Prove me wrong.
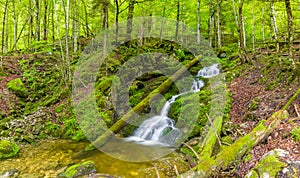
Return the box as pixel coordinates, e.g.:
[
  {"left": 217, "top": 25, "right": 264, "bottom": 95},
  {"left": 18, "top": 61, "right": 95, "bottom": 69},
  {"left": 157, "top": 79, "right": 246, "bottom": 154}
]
[
  {"left": 262, "top": 7, "right": 265, "bottom": 44},
  {"left": 52, "top": 0, "right": 55, "bottom": 42},
  {"left": 102, "top": 0, "right": 109, "bottom": 29},
  {"left": 208, "top": 1, "right": 214, "bottom": 47},
  {"left": 160, "top": 7, "right": 165, "bottom": 42},
  {"left": 232, "top": 0, "right": 240, "bottom": 48},
  {"left": 43, "top": 0, "right": 48, "bottom": 41},
  {"left": 175, "top": 0, "right": 180, "bottom": 41},
  {"left": 270, "top": 1, "right": 279, "bottom": 52},
  {"left": 81, "top": 0, "right": 89, "bottom": 37},
  {"left": 12, "top": 0, "right": 17, "bottom": 51},
  {"left": 35, "top": 0, "right": 41, "bottom": 41},
  {"left": 115, "top": 0, "right": 119, "bottom": 44},
  {"left": 5, "top": 4, "right": 9, "bottom": 53},
  {"left": 126, "top": 0, "right": 135, "bottom": 41},
  {"left": 72, "top": 0, "right": 78, "bottom": 52},
  {"left": 284, "top": 0, "right": 294, "bottom": 63},
  {"left": 252, "top": 3, "right": 255, "bottom": 51},
  {"left": 217, "top": 0, "right": 221, "bottom": 48},
  {"left": 62, "top": 0, "right": 71, "bottom": 83},
  {"left": 238, "top": 0, "right": 249, "bottom": 63},
  {"left": 2, "top": 0, "right": 8, "bottom": 54},
  {"left": 197, "top": 0, "right": 201, "bottom": 44}
]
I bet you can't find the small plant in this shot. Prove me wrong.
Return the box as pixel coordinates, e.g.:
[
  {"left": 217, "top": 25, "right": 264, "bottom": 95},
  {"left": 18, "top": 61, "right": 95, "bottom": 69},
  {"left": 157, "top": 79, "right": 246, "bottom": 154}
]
[{"left": 291, "top": 127, "right": 300, "bottom": 142}]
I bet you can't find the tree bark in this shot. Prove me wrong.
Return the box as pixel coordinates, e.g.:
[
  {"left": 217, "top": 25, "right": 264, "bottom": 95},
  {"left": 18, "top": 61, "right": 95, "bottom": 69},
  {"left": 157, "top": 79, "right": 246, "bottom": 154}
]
[
  {"left": 175, "top": 0, "right": 180, "bottom": 41},
  {"left": 126, "top": 0, "right": 135, "bottom": 41},
  {"left": 1, "top": 0, "right": 9, "bottom": 54},
  {"left": 270, "top": 1, "right": 279, "bottom": 52},
  {"left": 90, "top": 57, "right": 201, "bottom": 148},
  {"left": 232, "top": 0, "right": 240, "bottom": 48},
  {"left": 197, "top": 0, "right": 201, "bottom": 44},
  {"left": 284, "top": 0, "right": 294, "bottom": 63},
  {"left": 12, "top": 0, "right": 17, "bottom": 51},
  {"left": 35, "top": 0, "right": 41, "bottom": 41},
  {"left": 237, "top": 0, "right": 249, "bottom": 63},
  {"left": 115, "top": 0, "right": 119, "bottom": 44},
  {"left": 43, "top": 0, "right": 48, "bottom": 41},
  {"left": 217, "top": 0, "right": 221, "bottom": 48}
]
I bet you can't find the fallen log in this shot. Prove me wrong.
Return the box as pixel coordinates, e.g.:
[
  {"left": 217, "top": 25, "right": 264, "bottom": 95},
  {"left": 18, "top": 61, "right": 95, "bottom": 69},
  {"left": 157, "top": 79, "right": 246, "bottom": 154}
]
[
  {"left": 90, "top": 56, "right": 202, "bottom": 149},
  {"left": 194, "top": 110, "right": 288, "bottom": 177}
]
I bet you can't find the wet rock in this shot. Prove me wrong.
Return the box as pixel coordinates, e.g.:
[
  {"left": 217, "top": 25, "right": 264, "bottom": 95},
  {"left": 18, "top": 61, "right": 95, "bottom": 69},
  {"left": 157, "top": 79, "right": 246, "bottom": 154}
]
[
  {"left": 83, "top": 173, "right": 118, "bottom": 178},
  {"left": 245, "top": 149, "right": 288, "bottom": 178},
  {"left": 0, "top": 168, "right": 19, "bottom": 178},
  {"left": 59, "top": 161, "right": 96, "bottom": 178},
  {"left": 0, "top": 140, "right": 20, "bottom": 159}
]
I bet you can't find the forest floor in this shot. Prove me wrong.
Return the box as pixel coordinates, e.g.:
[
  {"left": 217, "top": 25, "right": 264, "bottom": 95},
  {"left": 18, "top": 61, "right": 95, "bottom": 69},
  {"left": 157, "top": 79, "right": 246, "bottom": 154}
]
[{"left": 228, "top": 55, "right": 300, "bottom": 177}]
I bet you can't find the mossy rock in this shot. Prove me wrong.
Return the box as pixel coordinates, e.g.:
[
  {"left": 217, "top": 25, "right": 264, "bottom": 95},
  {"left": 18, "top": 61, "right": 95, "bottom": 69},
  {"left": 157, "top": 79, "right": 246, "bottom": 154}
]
[
  {"left": 6, "top": 78, "right": 28, "bottom": 98},
  {"left": 0, "top": 140, "right": 20, "bottom": 159},
  {"left": 60, "top": 160, "right": 96, "bottom": 178},
  {"left": 245, "top": 149, "right": 288, "bottom": 178}
]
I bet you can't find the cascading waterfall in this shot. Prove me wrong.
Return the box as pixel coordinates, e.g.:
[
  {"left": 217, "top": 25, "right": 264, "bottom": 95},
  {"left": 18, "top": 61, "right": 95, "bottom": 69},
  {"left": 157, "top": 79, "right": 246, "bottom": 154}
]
[{"left": 125, "top": 64, "right": 220, "bottom": 146}]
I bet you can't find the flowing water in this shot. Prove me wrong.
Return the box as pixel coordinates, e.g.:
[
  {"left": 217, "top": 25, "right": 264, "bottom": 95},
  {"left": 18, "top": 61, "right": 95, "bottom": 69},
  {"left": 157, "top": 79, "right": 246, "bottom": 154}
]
[{"left": 126, "top": 64, "right": 220, "bottom": 146}]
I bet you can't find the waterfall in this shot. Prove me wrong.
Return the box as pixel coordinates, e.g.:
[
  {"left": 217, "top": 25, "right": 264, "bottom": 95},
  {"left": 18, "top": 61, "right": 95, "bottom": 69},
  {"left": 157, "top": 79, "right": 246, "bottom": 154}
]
[{"left": 125, "top": 64, "right": 220, "bottom": 146}]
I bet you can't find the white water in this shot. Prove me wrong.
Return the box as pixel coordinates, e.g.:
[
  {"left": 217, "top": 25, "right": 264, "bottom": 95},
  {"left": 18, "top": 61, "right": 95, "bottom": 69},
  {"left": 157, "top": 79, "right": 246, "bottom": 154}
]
[{"left": 125, "top": 64, "right": 220, "bottom": 146}]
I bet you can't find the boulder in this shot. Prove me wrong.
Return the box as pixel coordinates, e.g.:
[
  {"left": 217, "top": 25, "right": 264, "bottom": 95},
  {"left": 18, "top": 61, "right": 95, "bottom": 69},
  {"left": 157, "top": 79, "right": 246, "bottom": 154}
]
[
  {"left": 0, "top": 140, "right": 20, "bottom": 159},
  {"left": 60, "top": 161, "right": 96, "bottom": 178}
]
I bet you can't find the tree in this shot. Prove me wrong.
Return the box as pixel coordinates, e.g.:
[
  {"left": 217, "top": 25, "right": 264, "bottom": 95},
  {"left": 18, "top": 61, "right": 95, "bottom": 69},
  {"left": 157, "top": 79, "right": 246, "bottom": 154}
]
[
  {"left": 197, "top": 0, "right": 201, "bottom": 44},
  {"left": 270, "top": 0, "right": 279, "bottom": 52},
  {"left": 284, "top": 0, "right": 294, "bottom": 63},
  {"left": 237, "top": 0, "right": 249, "bottom": 63},
  {"left": 1, "top": 0, "right": 9, "bottom": 53}
]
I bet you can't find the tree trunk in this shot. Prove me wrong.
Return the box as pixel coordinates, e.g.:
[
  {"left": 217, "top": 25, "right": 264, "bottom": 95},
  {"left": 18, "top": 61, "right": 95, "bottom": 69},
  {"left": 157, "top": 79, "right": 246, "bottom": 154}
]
[
  {"left": 72, "top": 0, "right": 78, "bottom": 52},
  {"left": 270, "top": 1, "right": 279, "bottom": 52},
  {"left": 284, "top": 0, "right": 294, "bottom": 63},
  {"left": 232, "top": 0, "right": 240, "bottom": 48},
  {"left": 1, "top": 0, "right": 8, "bottom": 54},
  {"left": 51, "top": 0, "right": 55, "bottom": 42},
  {"left": 252, "top": 3, "right": 255, "bottom": 51},
  {"left": 208, "top": 0, "right": 214, "bottom": 47},
  {"left": 237, "top": 0, "right": 249, "bottom": 63},
  {"left": 102, "top": 0, "right": 109, "bottom": 29},
  {"left": 175, "top": 0, "right": 180, "bottom": 41},
  {"left": 115, "top": 0, "right": 119, "bottom": 44},
  {"left": 160, "top": 7, "right": 165, "bottom": 42},
  {"left": 262, "top": 7, "right": 265, "bottom": 44},
  {"left": 89, "top": 57, "right": 201, "bottom": 149},
  {"left": 126, "top": 0, "right": 135, "bottom": 41},
  {"left": 197, "top": 0, "right": 201, "bottom": 44},
  {"left": 12, "top": 0, "right": 17, "bottom": 51},
  {"left": 43, "top": 0, "right": 48, "bottom": 41},
  {"left": 81, "top": 0, "right": 89, "bottom": 37},
  {"left": 35, "top": 0, "right": 41, "bottom": 41},
  {"left": 217, "top": 0, "right": 221, "bottom": 48}
]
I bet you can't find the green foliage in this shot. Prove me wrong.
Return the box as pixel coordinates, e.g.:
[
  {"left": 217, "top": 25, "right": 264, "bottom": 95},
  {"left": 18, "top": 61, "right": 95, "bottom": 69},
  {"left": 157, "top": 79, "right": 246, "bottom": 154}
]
[{"left": 291, "top": 127, "right": 300, "bottom": 142}]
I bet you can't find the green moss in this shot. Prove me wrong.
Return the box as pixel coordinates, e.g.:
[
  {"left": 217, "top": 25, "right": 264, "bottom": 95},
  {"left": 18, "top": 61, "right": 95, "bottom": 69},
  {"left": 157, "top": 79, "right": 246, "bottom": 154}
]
[
  {"left": 62, "top": 161, "right": 96, "bottom": 178},
  {"left": 6, "top": 78, "right": 28, "bottom": 98},
  {"left": 0, "top": 140, "right": 20, "bottom": 159},
  {"left": 55, "top": 104, "right": 66, "bottom": 113},
  {"left": 246, "top": 154, "right": 286, "bottom": 178}
]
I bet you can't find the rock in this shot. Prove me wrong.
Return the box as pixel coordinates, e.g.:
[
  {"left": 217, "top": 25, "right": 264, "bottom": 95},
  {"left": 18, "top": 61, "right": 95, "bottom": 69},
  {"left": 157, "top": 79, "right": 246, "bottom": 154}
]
[
  {"left": 277, "top": 161, "right": 300, "bottom": 178},
  {"left": 59, "top": 161, "right": 96, "bottom": 178},
  {"left": 0, "top": 168, "right": 19, "bottom": 178},
  {"left": 0, "top": 140, "right": 20, "bottom": 159},
  {"left": 6, "top": 78, "right": 28, "bottom": 98},
  {"left": 245, "top": 149, "right": 288, "bottom": 178}
]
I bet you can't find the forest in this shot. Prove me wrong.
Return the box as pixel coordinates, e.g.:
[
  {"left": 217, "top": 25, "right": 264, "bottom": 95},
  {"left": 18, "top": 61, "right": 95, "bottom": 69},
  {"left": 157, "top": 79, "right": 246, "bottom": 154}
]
[{"left": 0, "top": 0, "right": 300, "bottom": 177}]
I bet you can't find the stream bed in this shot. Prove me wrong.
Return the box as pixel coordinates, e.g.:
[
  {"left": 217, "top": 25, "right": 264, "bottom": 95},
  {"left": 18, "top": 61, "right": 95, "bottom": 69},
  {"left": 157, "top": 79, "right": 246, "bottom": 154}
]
[{"left": 0, "top": 139, "right": 189, "bottom": 177}]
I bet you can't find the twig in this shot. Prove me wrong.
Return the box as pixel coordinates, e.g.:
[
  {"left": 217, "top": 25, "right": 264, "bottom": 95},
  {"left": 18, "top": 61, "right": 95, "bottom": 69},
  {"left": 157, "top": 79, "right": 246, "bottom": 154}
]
[
  {"left": 174, "top": 165, "right": 179, "bottom": 176},
  {"left": 206, "top": 113, "right": 222, "bottom": 146},
  {"left": 294, "top": 104, "right": 300, "bottom": 117},
  {"left": 182, "top": 142, "right": 201, "bottom": 161}
]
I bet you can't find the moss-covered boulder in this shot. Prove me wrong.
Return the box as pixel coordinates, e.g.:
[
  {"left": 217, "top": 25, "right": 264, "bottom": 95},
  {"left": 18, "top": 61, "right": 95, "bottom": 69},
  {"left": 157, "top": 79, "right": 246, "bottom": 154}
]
[
  {"left": 245, "top": 149, "right": 288, "bottom": 178},
  {"left": 0, "top": 140, "right": 20, "bottom": 159},
  {"left": 6, "top": 78, "right": 28, "bottom": 98},
  {"left": 60, "top": 161, "right": 96, "bottom": 178}
]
